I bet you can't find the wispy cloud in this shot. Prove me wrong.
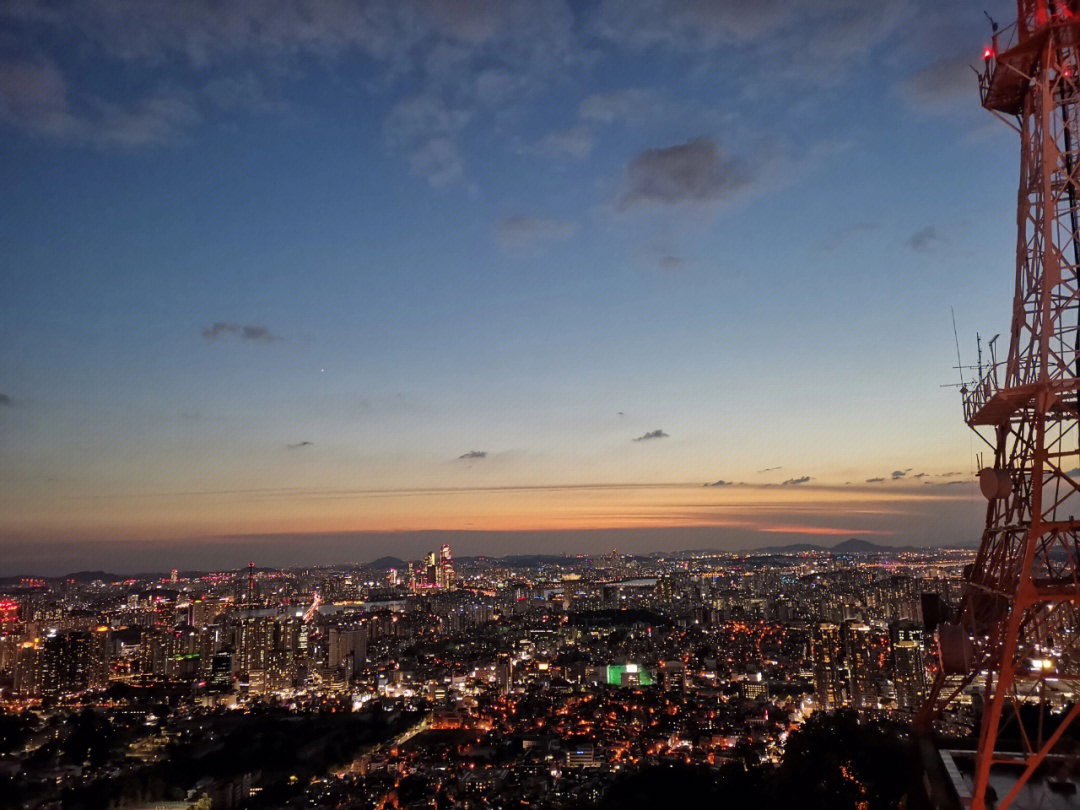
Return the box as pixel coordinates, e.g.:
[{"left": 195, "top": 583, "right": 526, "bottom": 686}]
[
  {"left": 579, "top": 88, "right": 660, "bottom": 124},
  {"left": 494, "top": 215, "right": 577, "bottom": 247},
  {"left": 616, "top": 137, "right": 752, "bottom": 211},
  {"left": 0, "top": 57, "right": 199, "bottom": 147},
  {"left": 633, "top": 429, "right": 669, "bottom": 442},
  {"left": 656, "top": 255, "right": 693, "bottom": 272},
  {"left": 535, "top": 124, "right": 593, "bottom": 158},
  {"left": 592, "top": 0, "right": 913, "bottom": 85},
  {"left": 287, "top": 441, "right": 314, "bottom": 450},
  {"left": 593, "top": 0, "right": 797, "bottom": 49},
  {"left": 0, "top": 394, "right": 11, "bottom": 407},
  {"left": 202, "top": 71, "right": 287, "bottom": 113},
  {"left": 822, "top": 222, "right": 875, "bottom": 251},
  {"left": 781, "top": 476, "right": 811, "bottom": 485},
  {"left": 898, "top": 57, "right": 976, "bottom": 113},
  {"left": 201, "top": 322, "right": 281, "bottom": 343},
  {"left": 384, "top": 94, "right": 472, "bottom": 188},
  {"left": 866, "top": 477, "right": 885, "bottom": 483},
  {"left": 705, "top": 479, "right": 733, "bottom": 487},
  {"left": 458, "top": 450, "right": 487, "bottom": 460},
  {"left": 758, "top": 466, "right": 782, "bottom": 473}
]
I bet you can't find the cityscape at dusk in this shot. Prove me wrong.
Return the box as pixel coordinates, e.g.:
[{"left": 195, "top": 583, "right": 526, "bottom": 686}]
[{"left": 4, "top": 2, "right": 1080, "bottom": 810}]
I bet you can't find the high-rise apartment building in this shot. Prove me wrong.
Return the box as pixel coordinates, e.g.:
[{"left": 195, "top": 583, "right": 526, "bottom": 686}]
[
  {"left": 844, "top": 621, "right": 878, "bottom": 710},
  {"left": 811, "top": 621, "right": 844, "bottom": 710},
  {"left": 892, "top": 640, "right": 927, "bottom": 713}
]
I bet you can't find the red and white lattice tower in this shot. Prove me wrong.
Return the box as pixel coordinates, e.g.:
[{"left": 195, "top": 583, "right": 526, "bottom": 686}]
[{"left": 916, "top": 4, "right": 1080, "bottom": 808}]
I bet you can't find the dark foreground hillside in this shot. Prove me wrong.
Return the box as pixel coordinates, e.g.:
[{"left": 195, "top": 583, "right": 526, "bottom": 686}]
[{"left": 586, "top": 711, "right": 916, "bottom": 810}]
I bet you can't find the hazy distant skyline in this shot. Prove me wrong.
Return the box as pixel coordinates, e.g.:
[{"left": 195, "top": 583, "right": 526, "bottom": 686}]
[{"left": 2, "top": 1, "right": 1012, "bottom": 569}]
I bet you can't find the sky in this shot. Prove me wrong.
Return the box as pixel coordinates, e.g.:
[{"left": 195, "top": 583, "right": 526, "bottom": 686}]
[{"left": 0, "top": 0, "right": 1019, "bottom": 574}]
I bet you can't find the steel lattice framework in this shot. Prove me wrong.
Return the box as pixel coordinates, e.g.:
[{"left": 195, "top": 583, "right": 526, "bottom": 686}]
[{"left": 915, "top": 4, "right": 1080, "bottom": 809}]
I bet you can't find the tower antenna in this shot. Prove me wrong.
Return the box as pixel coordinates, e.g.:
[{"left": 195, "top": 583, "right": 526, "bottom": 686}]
[
  {"left": 951, "top": 307, "right": 966, "bottom": 390},
  {"left": 976, "top": 331, "right": 983, "bottom": 381}
]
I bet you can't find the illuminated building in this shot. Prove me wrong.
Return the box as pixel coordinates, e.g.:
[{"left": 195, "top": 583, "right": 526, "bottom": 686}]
[
  {"left": 440, "top": 543, "right": 455, "bottom": 588},
  {"left": 265, "top": 649, "right": 295, "bottom": 691},
  {"left": 811, "top": 622, "right": 844, "bottom": 710},
  {"left": 496, "top": 653, "right": 513, "bottom": 695},
  {"left": 740, "top": 671, "right": 769, "bottom": 702},
  {"left": 209, "top": 650, "right": 233, "bottom": 692},
  {"left": 235, "top": 617, "right": 275, "bottom": 675},
  {"left": 565, "top": 744, "right": 598, "bottom": 768},
  {"left": 32, "top": 630, "right": 104, "bottom": 696},
  {"left": 88, "top": 626, "right": 110, "bottom": 689},
  {"left": 328, "top": 627, "right": 366, "bottom": 678},
  {"left": 603, "top": 663, "right": 654, "bottom": 687},
  {"left": 187, "top": 597, "right": 220, "bottom": 628},
  {"left": 0, "top": 599, "right": 19, "bottom": 624},
  {"left": 140, "top": 630, "right": 171, "bottom": 679},
  {"left": 892, "top": 640, "right": 927, "bottom": 714},
  {"left": 13, "top": 641, "right": 41, "bottom": 697},
  {"left": 844, "top": 621, "right": 878, "bottom": 710}
]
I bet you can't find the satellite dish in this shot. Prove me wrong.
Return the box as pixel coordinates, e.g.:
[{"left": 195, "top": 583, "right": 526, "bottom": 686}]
[{"left": 979, "top": 468, "right": 1011, "bottom": 500}]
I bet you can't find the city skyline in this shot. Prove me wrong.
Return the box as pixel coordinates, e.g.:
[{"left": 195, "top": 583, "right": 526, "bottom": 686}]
[{"left": 2, "top": 1, "right": 1011, "bottom": 569}]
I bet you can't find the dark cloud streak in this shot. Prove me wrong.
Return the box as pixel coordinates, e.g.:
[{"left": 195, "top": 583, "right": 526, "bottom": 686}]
[
  {"left": 201, "top": 322, "right": 281, "bottom": 343},
  {"left": 633, "top": 430, "right": 669, "bottom": 442},
  {"left": 907, "top": 225, "right": 944, "bottom": 252},
  {"left": 617, "top": 137, "right": 751, "bottom": 210},
  {"left": 494, "top": 215, "right": 576, "bottom": 247}
]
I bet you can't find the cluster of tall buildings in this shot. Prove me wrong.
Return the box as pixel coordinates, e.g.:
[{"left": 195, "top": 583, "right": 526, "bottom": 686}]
[
  {"left": 811, "top": 619, "right": 927, "bottom": 715},
  {"left": 12, "top": 627, "right": 110, "bottom": 697},
  {"left": 403, "top": 543, "right": 456, "bottom": 591}
]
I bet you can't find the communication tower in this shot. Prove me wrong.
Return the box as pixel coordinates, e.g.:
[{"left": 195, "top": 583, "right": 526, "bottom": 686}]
[{"left": 916, "top": 4, "right": 1080, "bottom": 808}]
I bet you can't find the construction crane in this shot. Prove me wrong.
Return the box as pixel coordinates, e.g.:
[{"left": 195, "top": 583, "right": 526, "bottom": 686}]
[{"left": 916, "top": 3, "right": 1080, "bottom": 809}]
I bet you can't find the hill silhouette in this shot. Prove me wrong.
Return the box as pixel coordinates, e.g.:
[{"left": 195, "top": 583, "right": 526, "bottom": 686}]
[{"left": 366, "top": 556, "right": 406, "bottom": 570}]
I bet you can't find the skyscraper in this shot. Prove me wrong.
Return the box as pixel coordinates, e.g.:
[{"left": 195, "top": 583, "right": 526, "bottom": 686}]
[
  {"left": 811, "top": 622, "right": 844, "bottom": 710},
  {"left": 440, "top": 543, "right": 455, "bottom": 588},
  {"left": 892, "top": 640, "right": 927, "bottom": 714},
  {"left": 38, "top": 630, "right": 99, "bottom": 696},
  {"left": 209, "top": 651, "right": 233, "bottom": 692},
  {"left": 844, "top": 621, "right": 878, "bottom": 711},
  {"left": 426, "top": 551, "right": 439, "bottom": 588},
  {"left": 13, "top": 641, "right": 41, "bottom": 697}
]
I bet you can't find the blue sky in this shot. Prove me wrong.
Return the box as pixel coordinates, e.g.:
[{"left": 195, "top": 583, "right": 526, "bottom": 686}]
[{"left": 0, "top": 1, "right": 1019, "bottom": 572}]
